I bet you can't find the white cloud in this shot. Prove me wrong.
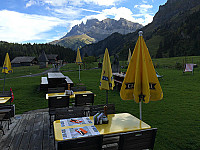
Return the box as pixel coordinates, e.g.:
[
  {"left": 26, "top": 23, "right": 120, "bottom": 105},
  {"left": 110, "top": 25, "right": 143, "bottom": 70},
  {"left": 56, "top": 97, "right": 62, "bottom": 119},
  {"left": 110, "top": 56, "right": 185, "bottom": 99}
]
[
  {"left": 43, "top": 0, "right": 68, "bottom": 6},
  {"left": 134, "top": 4, "right": 153, "bottom": 13},
  {"left": 72, "top": 7, "right": 152, "bottom": 26},
  {"left": 84, "top": 0, "right": 121, "bottom": 6},
  {"left": 0, "top": 10, "right": 67, "bottom": 43},
  {"left": 26, "top": 0, "right": 38, "bottom": 8},
  {"left": 26, "top": 0, "right": 121, "bottom": 7},
  {"left": 54, "top": 7, "right": 81, "bottom": 16}
]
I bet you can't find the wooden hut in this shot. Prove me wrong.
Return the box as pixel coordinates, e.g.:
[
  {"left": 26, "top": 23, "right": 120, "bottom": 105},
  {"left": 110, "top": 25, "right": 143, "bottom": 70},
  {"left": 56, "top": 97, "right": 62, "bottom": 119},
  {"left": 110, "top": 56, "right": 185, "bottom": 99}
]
[
  {"left": 11, "top": 57, "right": 37, "bottom": 67},
  {"left": 38, "top": 51, "right": 49, "bottom": 69}
]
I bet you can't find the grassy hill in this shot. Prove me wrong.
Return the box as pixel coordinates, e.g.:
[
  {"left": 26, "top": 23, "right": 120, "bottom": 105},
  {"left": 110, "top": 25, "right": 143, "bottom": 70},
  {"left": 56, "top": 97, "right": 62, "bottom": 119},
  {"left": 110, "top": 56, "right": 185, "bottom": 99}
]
[
  {"left": 50, "top": 34, "right": 96, "bottom": 50},
  {"left": 80, "top": 0, "right": 200, "bottom": 60}
]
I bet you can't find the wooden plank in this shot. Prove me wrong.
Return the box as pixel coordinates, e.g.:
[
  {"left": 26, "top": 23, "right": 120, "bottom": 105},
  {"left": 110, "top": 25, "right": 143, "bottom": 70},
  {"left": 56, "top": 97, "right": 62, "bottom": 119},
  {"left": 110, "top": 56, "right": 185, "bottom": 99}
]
[
  {"left": 42, "top": 112, "right": 55, "bottom": 150},
  {"left": 8, "top": 114, "right": 30, "bottom": 150},
  {"left": 48, "top": 73, "right": 65, "bottom": 79},
  {"left": 0, "top": 114, "right": 27, "bottom": 150},
  {"left": 0, "top": 115, "right": 21, "bottom": 140},
  {"left": 41, "top": 77, "right": 48, "bottom": 85},
  {"left": 65, "top": 76, "right": 73, "bottom": 84},
  {"left": 29, "top": 113, "right": 44, "bottom": 150},
  {"left": 18, "top": 113, "right": 35, "bottom": 150},
  {"left": 0, "top": 111, "right": 56, "bottom": 150}
]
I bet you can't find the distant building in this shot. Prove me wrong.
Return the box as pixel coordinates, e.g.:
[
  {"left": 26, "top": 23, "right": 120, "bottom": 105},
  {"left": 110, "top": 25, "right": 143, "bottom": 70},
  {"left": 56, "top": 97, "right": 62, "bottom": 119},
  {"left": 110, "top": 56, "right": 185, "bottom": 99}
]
[
  {"left": 38, "top": 51, "right": 49, "bottom": 68},
  {"left": 11, "top": 57, "right": 37, "bottom": 67},
  {"left": 46, "top": 54, "right": 58, "bottom": 64}
]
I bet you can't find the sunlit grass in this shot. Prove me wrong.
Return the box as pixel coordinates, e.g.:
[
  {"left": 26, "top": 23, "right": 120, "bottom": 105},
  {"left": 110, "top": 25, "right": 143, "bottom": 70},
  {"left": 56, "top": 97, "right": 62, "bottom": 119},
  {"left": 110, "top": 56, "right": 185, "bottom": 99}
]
[{"left": 0, "top": 56, "right": 200, "bottom": 149}]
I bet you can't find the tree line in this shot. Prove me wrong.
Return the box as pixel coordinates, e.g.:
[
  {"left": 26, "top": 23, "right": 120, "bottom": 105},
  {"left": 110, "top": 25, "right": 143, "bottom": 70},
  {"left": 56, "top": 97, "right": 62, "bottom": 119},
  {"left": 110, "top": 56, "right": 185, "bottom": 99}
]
[{"left": 0, "top": 42, "right": 76, "bottom": 66}]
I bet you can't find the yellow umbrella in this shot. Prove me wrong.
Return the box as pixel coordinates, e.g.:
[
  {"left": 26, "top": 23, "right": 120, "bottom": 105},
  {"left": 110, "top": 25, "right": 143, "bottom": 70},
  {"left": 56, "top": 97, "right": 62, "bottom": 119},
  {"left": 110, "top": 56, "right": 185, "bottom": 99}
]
[
  {"left": 127, "top": 48, "right": 132, "bottom": 65},
  {"left": 75, "top": 48, "right": 82, "bottom": 81},
  {"left": 2, "top": 53, "right": 13, "bottom": 92},
  {"left": 120, "top": 31, "right": 163, "bottom": 120},
  {"left": 100, "top": 48, "right": 115, "bottom": 115}
]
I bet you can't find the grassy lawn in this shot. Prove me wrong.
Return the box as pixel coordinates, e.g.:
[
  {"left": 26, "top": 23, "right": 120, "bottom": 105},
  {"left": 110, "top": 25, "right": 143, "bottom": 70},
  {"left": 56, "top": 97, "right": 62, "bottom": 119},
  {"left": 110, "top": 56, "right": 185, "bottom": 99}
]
[
  {"left": 0, "top": 65, "right": 51, "bottom": 79},
  {"left": 0, "top": 57, "right": 200, "bottom": 149}
]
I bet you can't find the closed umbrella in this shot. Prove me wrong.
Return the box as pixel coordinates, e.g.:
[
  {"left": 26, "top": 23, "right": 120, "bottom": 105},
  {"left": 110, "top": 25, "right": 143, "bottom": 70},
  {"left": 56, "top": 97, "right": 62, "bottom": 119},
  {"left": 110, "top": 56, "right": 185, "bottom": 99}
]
[
  {"left": 127, "top": 48, "right": 131, "bottom": 65},
  {"left": 100, "top": 48, "right": 115, "bottom": 116},
  {"left": 2, "top": 53, "right": 13, "bottom": 92},
  {"left": 120, "top": 31, "right": 163, "bottom": 120},
  {"left": 75, "top": 48, "right": 82, "bottom": 81}
]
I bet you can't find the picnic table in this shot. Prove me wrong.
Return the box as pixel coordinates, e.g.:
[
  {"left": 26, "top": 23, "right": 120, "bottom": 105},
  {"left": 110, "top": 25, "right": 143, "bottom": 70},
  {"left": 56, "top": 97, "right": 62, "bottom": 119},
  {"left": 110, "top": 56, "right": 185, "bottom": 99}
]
[
  {"left": 46, "top": 91, "right": 94, "bottom": 100},
  {"left": 0, "top": 97, "right": 11, "bottom": 104},
  {"left": 53, "top": 113, "right": 151, "bottom": 141}
]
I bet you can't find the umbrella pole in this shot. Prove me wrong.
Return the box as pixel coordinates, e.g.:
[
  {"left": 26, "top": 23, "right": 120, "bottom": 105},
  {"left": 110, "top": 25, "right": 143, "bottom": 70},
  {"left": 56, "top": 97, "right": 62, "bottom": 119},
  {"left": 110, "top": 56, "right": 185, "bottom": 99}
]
[
  {"left": 139, "top": 94, "right": 144, "bottom": 120},
  {"left": 3, "top": 73, "right": 6, "bottom": 93},
  {"left": 139, "top": 101, "right": 142, "bottom": 120},
  {"left": 106, "top": 90, "right": 108, "bottom": 105},
  {"left": 79, "top": 65, "right": 80, "bottom": 81}
]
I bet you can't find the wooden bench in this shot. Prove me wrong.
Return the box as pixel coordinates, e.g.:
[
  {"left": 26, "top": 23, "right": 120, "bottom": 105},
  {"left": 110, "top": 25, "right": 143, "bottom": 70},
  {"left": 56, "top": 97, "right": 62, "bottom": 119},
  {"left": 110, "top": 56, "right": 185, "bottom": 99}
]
[
  {"left": 40, "top": 77, "right": 48, "bottom": 91},
  {"left": 65, "top": 76, "right": 74, "bottom": 90}
]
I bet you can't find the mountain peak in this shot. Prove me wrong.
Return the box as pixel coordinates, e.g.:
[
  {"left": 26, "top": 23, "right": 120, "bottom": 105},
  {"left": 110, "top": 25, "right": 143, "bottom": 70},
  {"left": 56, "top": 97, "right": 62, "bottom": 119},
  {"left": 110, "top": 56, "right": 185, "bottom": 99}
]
[
  {"left": 52, "top": 18, "right": 143, "bottom": 50},
  {"left": 62, "top": 18, "right": 143, "bottom": 41}
]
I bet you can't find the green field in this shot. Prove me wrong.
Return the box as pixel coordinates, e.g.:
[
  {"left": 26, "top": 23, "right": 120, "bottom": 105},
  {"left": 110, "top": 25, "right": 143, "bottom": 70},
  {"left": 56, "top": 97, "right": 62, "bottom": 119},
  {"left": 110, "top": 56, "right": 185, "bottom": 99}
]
[{"left": 0, "top": 57, "right": 200, "bottom": 150}]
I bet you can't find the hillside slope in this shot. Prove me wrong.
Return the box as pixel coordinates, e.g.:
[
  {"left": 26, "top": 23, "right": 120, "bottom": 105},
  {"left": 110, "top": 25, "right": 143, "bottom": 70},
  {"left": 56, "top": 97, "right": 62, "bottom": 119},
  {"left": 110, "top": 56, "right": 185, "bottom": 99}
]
[
  {"left": 50, "top": 18, "right": 142, "bottom": 50},
  {"left": 50, "top": 34, "right": 96, "bottom": 50},
  {"left": 80, "top": 0, "right": 200, "bottom": 59}
]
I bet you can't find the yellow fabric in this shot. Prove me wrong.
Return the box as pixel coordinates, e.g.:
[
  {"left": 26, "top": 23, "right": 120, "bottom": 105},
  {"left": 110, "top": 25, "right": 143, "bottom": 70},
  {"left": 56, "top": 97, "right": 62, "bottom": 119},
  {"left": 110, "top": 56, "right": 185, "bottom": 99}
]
[
  {"left": 46, "top": 91, "right": 94, "bottom": 99},
  {"left": 75, "top": 48, "right": 82, "bottom": 65},
  {"left": 120, "top": 35, "right": 163, "bottom": 103},
  {"left": 128, "top": 48, "right": 131, "bottom": 64},
  {"left": 53, "top": 113, "right": 151, "bottom": 141},
  {"left": 2, "top": 53, "right": 13, "bottom": 73},
  {"left": 99, "top": 48, "right": 115, "bottom": 90},
  {"left": 0, "top": 97, "right": 11, "bottom": 104}
]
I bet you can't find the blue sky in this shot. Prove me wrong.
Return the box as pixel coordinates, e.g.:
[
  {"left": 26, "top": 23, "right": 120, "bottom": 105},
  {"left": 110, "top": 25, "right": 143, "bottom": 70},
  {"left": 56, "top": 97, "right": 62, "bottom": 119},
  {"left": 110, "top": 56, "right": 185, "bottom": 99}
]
[{"left": 0, "top": 0, "right": 167, "bottom": 44}]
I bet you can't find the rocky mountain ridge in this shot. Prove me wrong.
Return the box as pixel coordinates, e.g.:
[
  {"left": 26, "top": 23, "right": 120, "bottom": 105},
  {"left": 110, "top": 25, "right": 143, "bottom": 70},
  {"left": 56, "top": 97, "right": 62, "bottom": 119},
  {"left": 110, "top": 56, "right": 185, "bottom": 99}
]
[
  {"left": 50, "top": 18, "right": 143, "bottom": 50},
  {"left": 63, "top": 18, "right": 143, "bottom": 42},
  {"left": 80, "top": 0, "right": 200, "bottom": 59}
]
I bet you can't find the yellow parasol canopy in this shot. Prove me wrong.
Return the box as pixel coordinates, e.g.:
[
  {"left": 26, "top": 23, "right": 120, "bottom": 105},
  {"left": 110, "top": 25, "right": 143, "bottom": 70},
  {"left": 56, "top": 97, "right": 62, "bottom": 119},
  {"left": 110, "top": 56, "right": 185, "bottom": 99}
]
[
  {"left": 2, "top": 53, "right": 13, "bottom": 74},
  {"left": 120, "top": 31, "right": 163, "bottom": 103},
  {"left": 99, "top": 48, "right": 115, "bottom": 91},
  {"left": 127, "top": 48, "right": 132, "bottom": 64},
  {"left": 75, "top": 48, "right": 82, "bottom": 65}
]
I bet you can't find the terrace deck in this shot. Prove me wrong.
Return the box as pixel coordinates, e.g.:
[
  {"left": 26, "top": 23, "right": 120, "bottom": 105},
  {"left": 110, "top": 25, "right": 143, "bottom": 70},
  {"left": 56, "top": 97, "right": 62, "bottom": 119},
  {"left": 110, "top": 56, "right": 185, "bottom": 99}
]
[
  {"left": 0, "top": 109, "right": 118, "bottom": 150},
  {"left": 0, "top": 109, "right": 55, "bottom": 150}
]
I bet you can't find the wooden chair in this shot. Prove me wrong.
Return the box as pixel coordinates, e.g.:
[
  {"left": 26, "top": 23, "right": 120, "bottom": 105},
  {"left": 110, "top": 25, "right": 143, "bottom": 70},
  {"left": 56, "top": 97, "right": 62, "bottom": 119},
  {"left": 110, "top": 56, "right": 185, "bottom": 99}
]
[
  {"left": 48, "top": 87, "right": 65, "bottom": 93},
  {"left": 90, "top": 104, "right": 115, "bottom": 116},
  {"left": 0, "top": 91, "right": 12, "bottom": 130},
  {"left": 57, "top": 135, "right": 103, "bottom": 150},
  {"left": 55, "top": 107, "right": 85, "bottom": 120},
  {"left": 183, "top": 64, "right": 195, "bottom": 74},
  {"left": 0, "top": 113, "right": 5, "bottom": 135},
  {"left": 118, "top": 128, "right": 157, "bottom": 150},
  {"left": 75, "top": 93, "right": 94, "bottom": 107},
  {"left": 48, "top": 96, "right": 69, "bottom": 132}
]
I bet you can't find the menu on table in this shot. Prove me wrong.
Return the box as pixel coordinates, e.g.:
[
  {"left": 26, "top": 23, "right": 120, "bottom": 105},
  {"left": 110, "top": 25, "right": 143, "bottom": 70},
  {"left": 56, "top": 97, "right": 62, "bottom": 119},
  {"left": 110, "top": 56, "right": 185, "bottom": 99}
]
[
  {"left": 60, "top": 117, "right": 92, "bottom": 127},
  {"left": 61, "top": 125, "right": 100, "bottom": 140}
]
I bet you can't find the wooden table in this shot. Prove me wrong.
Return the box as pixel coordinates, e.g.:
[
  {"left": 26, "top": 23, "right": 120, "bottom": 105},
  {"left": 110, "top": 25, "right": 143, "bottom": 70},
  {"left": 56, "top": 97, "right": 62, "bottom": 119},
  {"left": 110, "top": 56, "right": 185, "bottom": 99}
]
[
  {"left": 0, "top": 97, "right": 11, "bottom": 104},
  {"left": 53, "top": 113, "right": 151, "bottom": 141},
  {"left": 46, "top": 91, "right": 94, "bottom": 100}
]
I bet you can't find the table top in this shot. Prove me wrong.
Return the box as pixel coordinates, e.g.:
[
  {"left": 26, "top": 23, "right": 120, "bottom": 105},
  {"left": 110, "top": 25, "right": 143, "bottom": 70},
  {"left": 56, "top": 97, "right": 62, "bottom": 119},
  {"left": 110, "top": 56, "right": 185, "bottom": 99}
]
[
  {"left": 48, "top": 72, "right": 66, "bottom": 79},
  {"left": 0, "top": 97, "right": 11, "bottom": 104},
  {"left": 53, "top": 113, "right": 151, "bottom": 141},
  {"left": 46, "top": 91, "right": 94, "bottom": 99},
  {"left": 113, "top": 73, "right": 126, "bottom": 78}
]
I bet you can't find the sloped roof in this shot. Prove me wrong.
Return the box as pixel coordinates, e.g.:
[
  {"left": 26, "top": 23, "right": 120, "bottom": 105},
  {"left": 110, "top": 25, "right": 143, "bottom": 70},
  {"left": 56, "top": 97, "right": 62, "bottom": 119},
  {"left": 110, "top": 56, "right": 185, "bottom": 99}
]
[
  {"left": 46, "top": 54, "right": 58, "bottom": 60},
  {"left": 38, "top": 51, "right": 49, "bottom": 62},
  {"left": 11, "top": 57, "right": 36, "bottom": 64}
]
